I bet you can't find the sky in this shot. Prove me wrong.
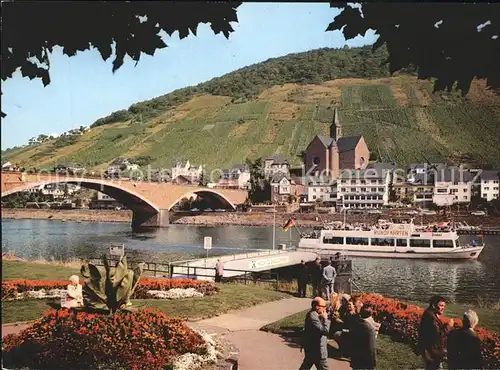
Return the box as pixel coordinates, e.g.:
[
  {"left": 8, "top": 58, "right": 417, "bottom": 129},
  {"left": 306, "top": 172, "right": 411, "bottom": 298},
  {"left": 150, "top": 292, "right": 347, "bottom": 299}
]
[{"left": 1, "top": 3, "right": 378, "bottom": 149}]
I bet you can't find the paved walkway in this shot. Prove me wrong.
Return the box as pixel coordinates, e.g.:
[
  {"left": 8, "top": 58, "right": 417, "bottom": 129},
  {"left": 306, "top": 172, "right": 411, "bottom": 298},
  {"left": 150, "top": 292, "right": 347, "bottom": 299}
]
[
  {"left": 2, "top": 321, "right": 33, "bottom": 338},
  {"left": 191, "top": 297, "right": 350, "bottom": 370}
]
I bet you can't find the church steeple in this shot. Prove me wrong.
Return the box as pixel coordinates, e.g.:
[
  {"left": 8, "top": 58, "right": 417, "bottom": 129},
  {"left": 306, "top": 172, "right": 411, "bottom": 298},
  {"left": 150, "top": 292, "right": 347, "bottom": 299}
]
[{"left": 330, "top": 108, "right": 342, "bottom": 141}]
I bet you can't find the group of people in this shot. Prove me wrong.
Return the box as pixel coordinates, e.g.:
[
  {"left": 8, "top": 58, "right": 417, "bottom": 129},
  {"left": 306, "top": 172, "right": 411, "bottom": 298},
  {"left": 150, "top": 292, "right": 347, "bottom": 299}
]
[
  {"left": 297, "top": 255, "right": 340, "bottom": 298},
  {"left": 300, "top": 294, "right": 378, "bottom": 370},
  {"left": 417, "top": 295, "right": 483, "bottom": 370},
  {"left": 299, "top": 291, "right": 484, "bottom": 370}
]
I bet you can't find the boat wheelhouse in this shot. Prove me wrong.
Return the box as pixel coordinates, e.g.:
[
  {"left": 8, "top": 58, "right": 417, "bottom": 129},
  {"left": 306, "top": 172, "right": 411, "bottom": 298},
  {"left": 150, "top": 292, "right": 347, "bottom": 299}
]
[{"left": 297, "top": 220, "right": 484, "bottom": 260}]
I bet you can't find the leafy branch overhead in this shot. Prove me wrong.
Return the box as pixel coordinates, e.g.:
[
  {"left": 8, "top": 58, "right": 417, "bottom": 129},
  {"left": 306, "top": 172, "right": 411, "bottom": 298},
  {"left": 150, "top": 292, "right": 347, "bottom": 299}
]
[
  {"left": 327, "top": 2, "right": 500, "bottom": 94},
  {"left": 0, "top": 1, "right": 241, "bottom": 116}
]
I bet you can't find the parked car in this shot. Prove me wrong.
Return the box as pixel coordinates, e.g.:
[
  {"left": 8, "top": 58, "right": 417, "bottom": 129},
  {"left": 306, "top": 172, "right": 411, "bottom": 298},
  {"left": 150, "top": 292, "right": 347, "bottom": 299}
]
[
  {"left": 420, "top": 210, "right": 437, "bottom": 215},
  {"left": 405, "top": 210, "right": 419, "bottom": 215},
  {"left": 471, "top": 210, "right": 487, "bottom": 216}
]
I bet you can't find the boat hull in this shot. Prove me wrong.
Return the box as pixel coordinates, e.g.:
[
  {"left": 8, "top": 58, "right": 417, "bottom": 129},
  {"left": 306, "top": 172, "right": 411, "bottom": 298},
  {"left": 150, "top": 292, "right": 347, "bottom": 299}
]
[{"left": 296, "top": 243, "right": 484, "bottom": 260}]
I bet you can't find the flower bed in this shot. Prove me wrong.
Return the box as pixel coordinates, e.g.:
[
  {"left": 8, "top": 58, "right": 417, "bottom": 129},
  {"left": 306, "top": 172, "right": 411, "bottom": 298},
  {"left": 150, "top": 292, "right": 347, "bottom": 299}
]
[
  {"left": 172, "top": 330, "right": 220, "bottom": 370},
  {"left": 147, "top": 288, "right": 204, "bottom": 299},
  {"left": 2, "top": 309, "right": 211, "bottom": 370},
  {"left": 360, "top": 293, "right": 500, "bottom": 369},
  {"left": 2, "top": 277, "right": 219, "bottom": 301}
]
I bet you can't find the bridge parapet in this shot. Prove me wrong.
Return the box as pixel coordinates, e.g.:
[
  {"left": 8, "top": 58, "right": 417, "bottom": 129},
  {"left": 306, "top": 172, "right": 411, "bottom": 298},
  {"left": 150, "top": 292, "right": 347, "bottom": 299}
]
[{"left": 1, "top": 172, "right": 248, "bottom": 228}]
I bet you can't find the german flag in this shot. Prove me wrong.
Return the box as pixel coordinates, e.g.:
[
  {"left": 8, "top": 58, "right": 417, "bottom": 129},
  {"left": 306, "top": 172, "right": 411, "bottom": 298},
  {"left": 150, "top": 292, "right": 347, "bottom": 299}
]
[{"left": 283, "top": 218, "right": 295, "bottom": 232}]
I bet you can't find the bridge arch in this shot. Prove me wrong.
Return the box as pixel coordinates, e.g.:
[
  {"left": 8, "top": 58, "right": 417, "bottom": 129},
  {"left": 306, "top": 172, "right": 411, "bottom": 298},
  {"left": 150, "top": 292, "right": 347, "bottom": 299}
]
[
  {"left": 1, "top": 179, "right": 160, "bottom": 214},
  {"left": 168, "top": 189, "right": 237, "bottom": 211}
]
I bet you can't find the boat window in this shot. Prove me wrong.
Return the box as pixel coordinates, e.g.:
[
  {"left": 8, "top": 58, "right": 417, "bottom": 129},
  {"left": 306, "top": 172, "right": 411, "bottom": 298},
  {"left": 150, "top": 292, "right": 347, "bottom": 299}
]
[
  {"left": 323, "top": 237, "right": 344, "bottom": 244},
  {"left": 410, "top": 239, "right": 431, "bottom": 248},
  {"left": 345, "top": 237, "right": 369, "bottom": 245},
  {"left": 433, "top": 240, "right": 455, "bottom": 248},
  {"left": 370, "top": 238, "right": 395, "bottom": 246},
  {"left": 396, "top": 239, "right": 408, "bottom": 247}
]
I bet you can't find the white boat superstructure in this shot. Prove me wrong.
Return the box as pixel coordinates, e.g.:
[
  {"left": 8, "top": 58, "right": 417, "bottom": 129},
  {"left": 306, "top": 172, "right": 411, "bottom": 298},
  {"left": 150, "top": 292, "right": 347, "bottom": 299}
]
[{"left": 297, "top": 219, "right": 484, "bottom": 260}]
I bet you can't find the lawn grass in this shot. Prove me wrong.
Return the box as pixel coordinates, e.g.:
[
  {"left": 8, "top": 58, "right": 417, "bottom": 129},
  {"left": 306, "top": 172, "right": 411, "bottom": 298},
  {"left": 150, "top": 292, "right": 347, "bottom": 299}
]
[
  {"left": 136, "top": 284, "right": 291, "bottom": 320},
  {"left": 2, "top": 260, "right": 292, "bottom": 324},
  {"left": 2, "top": 260, "right": 80, "bottom": 281},
  {"left": 1, "top": 284, "right": 291, "bottom": 324}
]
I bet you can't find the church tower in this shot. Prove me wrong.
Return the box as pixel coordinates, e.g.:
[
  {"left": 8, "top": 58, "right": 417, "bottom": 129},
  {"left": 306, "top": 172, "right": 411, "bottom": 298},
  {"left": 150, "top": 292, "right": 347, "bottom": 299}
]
[{"left": 329, "top": 108, "right": 342, "bottom": 141}]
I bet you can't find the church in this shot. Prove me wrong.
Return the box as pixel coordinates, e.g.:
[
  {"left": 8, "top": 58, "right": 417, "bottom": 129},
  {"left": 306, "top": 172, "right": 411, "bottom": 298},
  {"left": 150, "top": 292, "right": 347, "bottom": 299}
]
[{"left": 303, "top": 108, "right": 370, "bottom": 179}]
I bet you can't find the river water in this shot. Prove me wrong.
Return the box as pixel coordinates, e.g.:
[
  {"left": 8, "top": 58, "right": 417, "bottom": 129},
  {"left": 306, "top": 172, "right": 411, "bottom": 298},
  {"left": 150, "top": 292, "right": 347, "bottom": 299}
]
[{"left": 2, "top": 219, "right": 500, "bottom": 304}]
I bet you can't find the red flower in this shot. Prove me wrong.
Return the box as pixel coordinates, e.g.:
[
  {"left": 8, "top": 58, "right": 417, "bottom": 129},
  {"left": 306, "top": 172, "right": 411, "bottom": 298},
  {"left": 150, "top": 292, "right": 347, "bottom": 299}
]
[
  {"left": 3, "top": 308, "right": 208, "bottom": 369},
  {"left": 357, "top": 293, "right": 500, "bottom": 369}
]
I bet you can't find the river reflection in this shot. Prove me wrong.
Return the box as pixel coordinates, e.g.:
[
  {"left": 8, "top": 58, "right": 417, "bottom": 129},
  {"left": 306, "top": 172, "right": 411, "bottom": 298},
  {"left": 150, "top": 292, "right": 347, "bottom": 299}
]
[{"left": 2, "top": 219, "right": 499, "bottom": 304}]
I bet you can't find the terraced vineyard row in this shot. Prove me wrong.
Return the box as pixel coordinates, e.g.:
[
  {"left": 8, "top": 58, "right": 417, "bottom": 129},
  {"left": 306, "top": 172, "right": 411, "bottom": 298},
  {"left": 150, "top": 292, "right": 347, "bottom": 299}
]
[{"left": 4, "top": 78, "right": 499, "bottom": 171}]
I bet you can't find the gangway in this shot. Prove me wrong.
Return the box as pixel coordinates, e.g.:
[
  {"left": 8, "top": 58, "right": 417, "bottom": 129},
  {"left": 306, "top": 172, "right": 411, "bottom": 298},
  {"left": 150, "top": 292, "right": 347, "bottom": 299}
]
[{"left": 170, "top": 248, "right": 318, "bottom": 281}]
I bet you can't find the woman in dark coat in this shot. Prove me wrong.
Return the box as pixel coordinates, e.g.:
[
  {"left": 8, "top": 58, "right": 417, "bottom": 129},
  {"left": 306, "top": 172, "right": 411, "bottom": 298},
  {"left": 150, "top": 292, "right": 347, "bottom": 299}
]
[{"left": 447, "top": 309, "right": 483, "bottom": 370}]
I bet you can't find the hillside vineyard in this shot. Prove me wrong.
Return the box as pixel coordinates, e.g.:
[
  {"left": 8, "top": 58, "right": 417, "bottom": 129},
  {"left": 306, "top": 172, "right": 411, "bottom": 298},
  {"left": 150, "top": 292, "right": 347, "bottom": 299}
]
[{"left": 3, "top": 46, "right": 500, "bottom": 171}]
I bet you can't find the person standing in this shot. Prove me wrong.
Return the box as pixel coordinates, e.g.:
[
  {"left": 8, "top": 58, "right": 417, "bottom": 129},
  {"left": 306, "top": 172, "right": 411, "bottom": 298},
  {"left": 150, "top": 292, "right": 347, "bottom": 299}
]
[
  {"left": 311, "top": 257, "right": 323, "bottom": 298},
  {"left": 417, "top": 295, "right": 454, "bottom": 370},
  {"left": 300, "top": 297, "right": 331, "bottom": 370},
  {"left": 447, "top": 310, "right": 483, "bottom": 370},
  {"left": 214, "top": 259, "right": 224, "bottom": 283},
  {"left": 349, "top": 304, "right": 377, "bottom": 370},
  {"left": 297, "top": 260, "right": 309, "bottom": 298},
  {"left": 322, "top": 261, "right": 337, "bottom": 298}
]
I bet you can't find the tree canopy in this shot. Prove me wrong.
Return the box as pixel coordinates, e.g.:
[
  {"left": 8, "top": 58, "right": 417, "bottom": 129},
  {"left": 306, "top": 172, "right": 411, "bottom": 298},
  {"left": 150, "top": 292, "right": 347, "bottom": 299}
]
[
  {"left": 1, "top": 1, "right": 242, "bottom": 117},
  {"left": 91, "top": 45, "right": 399, "bottom": 127},
  {"left": 2, "top": 1, "right": 498, "bottom": 119},
  {"left": 328, "top": 2, "right": 499, "bottom": 94}
]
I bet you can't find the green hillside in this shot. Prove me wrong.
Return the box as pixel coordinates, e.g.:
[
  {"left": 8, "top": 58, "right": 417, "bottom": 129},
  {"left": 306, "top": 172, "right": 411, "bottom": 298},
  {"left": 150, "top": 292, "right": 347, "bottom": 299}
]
[{"left": 3, "top": 46, "right": 500, "bottom": 171}]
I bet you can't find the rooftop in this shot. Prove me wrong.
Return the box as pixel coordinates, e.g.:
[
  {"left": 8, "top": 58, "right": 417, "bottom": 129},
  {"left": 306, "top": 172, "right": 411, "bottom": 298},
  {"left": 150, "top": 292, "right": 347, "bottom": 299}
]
[
  {"left": 266, "top": 154, "right": 288, "bottom": 165},
  {"left": 336, "top": 135, "right": 362, "bottom": 153},
  {"left": 307, "top": 175, "right": 334, "bottom": 186},
  {"left": 480, "top": 170, "right": 500, "bottom": 181},
  {"left": 434, "top": 167, "right": 475, "bottom": 184},
  {"left": 409, "top": 163, "right": 446, "bottom": 171},
  {"left": 339, "top": 165, "right": 392, "bottom": 180},
  {"left": 271, "top": 172, "right": 293, "bottom": 183}
]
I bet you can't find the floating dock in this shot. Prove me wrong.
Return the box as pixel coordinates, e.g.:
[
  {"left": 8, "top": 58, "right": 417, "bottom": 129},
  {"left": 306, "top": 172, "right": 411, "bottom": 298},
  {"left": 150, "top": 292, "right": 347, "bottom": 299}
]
[{"left": 170, "top": 249, "right": 317, "bottom": 281}]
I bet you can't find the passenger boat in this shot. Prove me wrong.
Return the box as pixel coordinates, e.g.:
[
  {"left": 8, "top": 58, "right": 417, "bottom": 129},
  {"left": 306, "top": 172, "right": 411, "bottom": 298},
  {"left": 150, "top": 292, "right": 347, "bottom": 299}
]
[{"left": 297, "top": 219, "right": 485, "bottom": 260}]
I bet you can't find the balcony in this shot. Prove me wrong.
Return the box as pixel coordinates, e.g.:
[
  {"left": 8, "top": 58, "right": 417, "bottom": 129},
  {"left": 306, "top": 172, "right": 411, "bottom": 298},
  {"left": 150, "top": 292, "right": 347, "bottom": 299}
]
[{"left": 342, "top": 198, "right": 384, "bottom": 204}]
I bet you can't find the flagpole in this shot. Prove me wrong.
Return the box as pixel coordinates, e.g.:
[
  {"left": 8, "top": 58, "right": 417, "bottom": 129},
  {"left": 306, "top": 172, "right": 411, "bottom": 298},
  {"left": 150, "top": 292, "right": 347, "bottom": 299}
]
[
  {"left": 272, "top": 203, "right": 276, "bottom": 250},
  {"left": 293, "top": 220, "right": 303, "bottom": 237}
]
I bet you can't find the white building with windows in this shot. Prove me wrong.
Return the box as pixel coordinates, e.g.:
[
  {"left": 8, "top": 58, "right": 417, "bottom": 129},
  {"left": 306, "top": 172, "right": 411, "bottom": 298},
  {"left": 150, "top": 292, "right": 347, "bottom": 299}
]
[
  {"left": 433, "top": 167, "right": 474, "bottom": 205},
  {"left": 336, "top": 163, "right": 394, "bottom": 210},
  {"left": 107, "top": 158, "right": 139, "bottom": 176},
  {"left": 171, "top": 160, "right": 203, "bottom": 184},
  {"left": 216, "top": 164, "right": 251, "bottom": 190},
  {"left": 480, "top": 170, "right": 500, "bottom": 202},
  {"left": 306, "top": 176, "right": 337, "bottom": 204}
]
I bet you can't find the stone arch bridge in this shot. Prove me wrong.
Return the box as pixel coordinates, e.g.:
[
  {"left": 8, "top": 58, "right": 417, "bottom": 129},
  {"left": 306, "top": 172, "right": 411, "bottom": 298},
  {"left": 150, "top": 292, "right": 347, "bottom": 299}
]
[{"left": 1, "top": 172, "right": 248, "bottom": 229}]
